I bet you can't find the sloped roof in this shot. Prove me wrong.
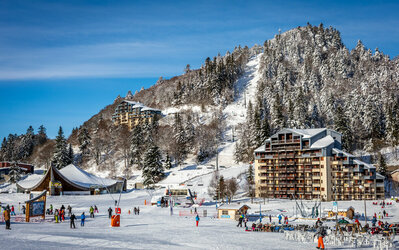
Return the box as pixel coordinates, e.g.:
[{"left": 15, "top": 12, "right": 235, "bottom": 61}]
[
  {"left": 283, "top": 128, "right": 326, "bottom": 139},
  {"left": 122, "top": 100, "right": 160, "bottom": 112},
  {"left": 254, "top": 145, "right": 266, "bottom": 152},
  {"left": 333, "top": 148, "right": 355, "bottom": 158},
  {"left": 310, "top": 135, "right": 335, "bottom": 149},
  {"left": 217, "top": 204, "right": 251, "bottom": 210},
  {"left": 59, "top": 164, "right": 117, "bottom": 188},
  {"left": 17, "top": 164, "right": 118, "bottom": 191}
]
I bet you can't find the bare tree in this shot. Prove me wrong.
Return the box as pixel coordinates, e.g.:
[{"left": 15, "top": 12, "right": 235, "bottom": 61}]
[{"left": 226, "top": 178, "right": 239, "bottom": 203}]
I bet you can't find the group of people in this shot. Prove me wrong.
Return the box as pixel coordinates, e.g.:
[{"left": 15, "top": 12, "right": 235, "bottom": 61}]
[{"left": 89, "top": 205, "right": 98, "bottom": 218}]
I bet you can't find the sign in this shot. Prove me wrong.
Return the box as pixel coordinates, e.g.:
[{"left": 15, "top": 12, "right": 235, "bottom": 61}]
[
  {"left": 332, "top": 201, "right": 338, "bottom": 213},
  {"left": 50, "top": 181, "right": 62, "bottom": 188},
  {"left": 30, "top": 201, "right": 45, "bottom": 216},
  {"left": 221, "top": 215, "right": 230, "bottom": 218},
  {"left": 25, "top": 190, "right": 46, "bottom": 222}
]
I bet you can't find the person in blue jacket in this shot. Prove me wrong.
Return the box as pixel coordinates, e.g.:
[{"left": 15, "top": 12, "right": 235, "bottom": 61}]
[
  {"left": 81, "top": 212, "right": 86, "bottom": 227},
  {"left": 195, "top": 214, "right": 200, "bottom": 227},
  {"left": 278, "top": 214, "right": 283, "bottom": 224}
]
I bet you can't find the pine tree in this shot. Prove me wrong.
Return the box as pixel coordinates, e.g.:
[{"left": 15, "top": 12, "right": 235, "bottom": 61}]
[
  {"left": 272, "top": 93, "right": 285, "bottom": 130},
  {"left": 130, "top": 124, "right": 144, "bottom": 169},
  {"left": 67, "top": 144, "right": 74, "bottom": 165},
  {"left": 260, "top": 118, "right": 270, "bottom": 144},
  {"left": 208, "top": 171, "right": 220, "bottom": 200},
  {"left": 334, "top": 106, "right": 353, "bottom": 152},
  {"left": 377, "top": 152, "right": 387, "bottom": 177},
  {"left": 78, "top": 127, "right": 91, "bottom": 156},
  {"left": 37, "top": 125, "right": 48, "bottom": 144},
  {"left": 51, "top": 126, "right": 69, "bottom": 169},
  {"left": 142, "top": 145, "right": 164, "bottom": 185},
  {"left": 164, "top": 153, "right": 172, "bottom": 170},
  {"left": 247, "top": 164, "right": 255, "bottom": 203},
  {"left": 218, "top": 176, "right": 226, "bottom": 201},
  {"left": 8, "top": 162, "right": 21, "bottom": 183},
  {"left": 173, "top": 113, "right": 188, "bottom": 166}
]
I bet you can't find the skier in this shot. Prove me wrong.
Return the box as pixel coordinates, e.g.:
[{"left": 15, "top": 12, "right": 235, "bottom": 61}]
[
  {"left": 314, "top": 226, "right": 327, "bottom": 249},
  {"left": 372, "top": 216, "right": 377, "bottom": 227},
  {"left": 134, "top": 207, "right": 137, "bottom": 215},
  {"left": 22, "top": 205, "right": 26, "bottom": 215},
  {"left": 3, "top": 205, "right": 11, "bottom": 229},
  {"left": 195, "top": 214, "right": 200, "bottom": 227},
  {"left": 108, "top": 207, "right": 113, "bottom": 219},
  {"left": 284, "top": 216, "right": 288, "bottom": 225},
  {"left": 10, "top": 205, "right": 15, "bottom": 216},
  {"left": 81, "top": 212, "right": 85, "bottom": 227},
  {"left": 50, "top": 204, "right": 53, "bottom": 214},
  {"left": 137, "top": 207, "right": 140, "bottom": 215},
  {"left": 54, "top": 209, "right": 59, "bottom": 223},
  {"left": 67, "top": 205, "right": 72, "bottom": 217},
  {"left": 90, "top": 206, "right": 94, "bottom": 218},
  {"left": 269, "top": 214, "right": 272, "bottom": 223},
  {"left": 61, "top": 209, "right": 65, "bottom": 222},
  {"left": 70, "top": 213, "right": 76, "bottom": 229},
  {"left": 244, "top": 215, "right": 248, "bottom": 228},
  {"left": 278, "top": 214, "right": 283, "bottom": 224},
  {"left": 115, "top": 200, "right": 117, "bottom": 206},
  {"left": 94, "top": 205, "right": 98, "bottom": 213},
  {"left": 237, "top": 214, "right": 244, "bottom": 227},
  {"left": 315, "top": 218, "right": 323, "bottom": 228}
]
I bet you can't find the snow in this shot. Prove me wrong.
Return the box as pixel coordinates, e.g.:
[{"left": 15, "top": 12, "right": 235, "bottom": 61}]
[
  {"left": 1, "top": 191, "right": 398, "bottom": 249},
  {"left": 310, "top": 135, "right": 334, "bottom": 149},
  {"left": 284, "top": 128, "right": 327, "bottom": 139},
  {"left": 17, "top": 174, "right": 44, "bottom": 190}
]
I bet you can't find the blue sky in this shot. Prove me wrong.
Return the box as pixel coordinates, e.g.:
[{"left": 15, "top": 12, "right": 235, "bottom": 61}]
[{"left": 1, "top": 0, "right": 399, "bottom": 139}]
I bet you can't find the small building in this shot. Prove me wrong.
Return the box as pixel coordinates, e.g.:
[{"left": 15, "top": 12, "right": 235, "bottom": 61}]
[
  {"left": 217, "top": 204, "right": 251, "bottom": 220},
  {"left": 17, "top": 164, "right": 124, "bottom": 195},
  {"left": 326, "top": 206, "right": 355, "bottom": 220}
]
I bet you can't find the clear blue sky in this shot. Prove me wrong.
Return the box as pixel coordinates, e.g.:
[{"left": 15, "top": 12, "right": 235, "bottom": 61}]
[{"left": 1, "top": 0, "right": 398, "bottom": 139}]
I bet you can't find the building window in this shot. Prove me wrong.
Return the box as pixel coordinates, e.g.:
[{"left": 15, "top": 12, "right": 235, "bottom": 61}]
[{"left": 222, "top": 210, "right": 228, "bottom": 215}]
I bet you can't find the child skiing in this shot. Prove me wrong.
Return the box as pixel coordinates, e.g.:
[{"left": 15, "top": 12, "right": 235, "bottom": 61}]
[
  {"left": 90, "top": 206, "right": 94, "bottom": 218},
  {"left": 81, "top": 212, "right": 85, "bottom": 227},
  {"left": 195, "top": 214, "right": 200, "bottom": 227}
]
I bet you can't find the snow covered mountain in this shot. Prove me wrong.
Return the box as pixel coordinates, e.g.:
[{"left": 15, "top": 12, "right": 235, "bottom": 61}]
[{"left": 3, "top": 24, "right": 399, "bottom": 182}]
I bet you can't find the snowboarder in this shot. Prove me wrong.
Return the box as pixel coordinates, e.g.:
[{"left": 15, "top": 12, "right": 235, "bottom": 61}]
[
  {"left": 108, "top": 207, "right": 113, "bottom": 219},
  {"left": 90, "top": 206, "right": 94, "bottom": 218},
  {"left": 70, "top": 213, "right": 76, "bottom": 229},
  {"left": 278, "top": 214, "right": 282, "bottom": 224},
  {"left": 314, "top": 226, "right": 327, "bottom": 249},
  {"left": 10, "top": 205, "right": 15, "bottom": 216},
  {"left": 195, "top": 214, "right": 200, "bottom": 227},
  {"left": 3, "top": 205, "right": 11, "bottom": 229},
  {"left": 94, "top": 205, "right": 98, "bottom": 213},
  {"left": 81, "top": 212, "right": 85, "bottom": 227}
]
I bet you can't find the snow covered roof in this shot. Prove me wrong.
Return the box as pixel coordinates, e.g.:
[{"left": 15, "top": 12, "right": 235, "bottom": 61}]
[
  {"left": 284, "top": 128, "right": 326, "bottom": 139},
  {"left": 254, "top": 145, "right": 266, "bottom": 153},
  {"left": 217, "top": 204, "right": 251, "bottom": 210},
  {"left": 310, "top": 135, "right": 334, "bottom": 149},
  {"left": 17, "top": 174, "right": 44, "bottom": 189},
  {"left": 353, "top": 159, "right": 376, "bottom": 170},
  {"left": 17, "top": 164, "right": 119, "bottom": 191},
  {"left": 122, "top": 100, "right": 160, "bottom": 112},
  {"left": 376, "top": 173, "right": 385, "bottom": 179},
  {"left": 59, "top": 164, "right": 117, "bottom": 188},
  {"left": 332, "top": 148, "right": 355, "bottom": 158}
]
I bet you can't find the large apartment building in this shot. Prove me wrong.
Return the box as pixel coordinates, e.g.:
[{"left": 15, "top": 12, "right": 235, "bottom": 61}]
[
  {"left": 254, "top": 128, "right": 385, "bottom": 201},
  {"left": 112, "top": 100, "right": 162, "bottom": 130}
]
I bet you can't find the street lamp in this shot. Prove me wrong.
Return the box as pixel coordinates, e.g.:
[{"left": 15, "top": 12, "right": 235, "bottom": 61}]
[{"left": 359, "top": 185, "right": 367, "bottom": 225}]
